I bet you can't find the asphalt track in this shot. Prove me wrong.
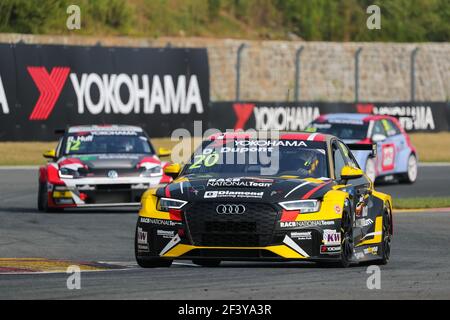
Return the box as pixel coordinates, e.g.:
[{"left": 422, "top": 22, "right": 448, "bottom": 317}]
[{"left": 0, "top": 166, "right": 450, "bottom": 299}]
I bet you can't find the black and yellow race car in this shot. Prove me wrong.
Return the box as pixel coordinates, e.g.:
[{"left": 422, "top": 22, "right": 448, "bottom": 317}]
[{"left": 135, "top": 132, "right": 393, "bottom": 268}]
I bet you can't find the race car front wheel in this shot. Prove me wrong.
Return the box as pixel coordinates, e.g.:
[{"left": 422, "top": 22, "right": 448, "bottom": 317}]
[
  {"left": 134, "top": 225, "right": 173, "bottom": 268},
  {"left": 37, "top": 182, "right": 56, "bottom": 212}
]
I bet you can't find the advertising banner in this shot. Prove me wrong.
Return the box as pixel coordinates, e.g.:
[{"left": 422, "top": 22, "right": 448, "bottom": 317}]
[
  {"left": 209, "top": 101, "right": 449, "bottom": 133},
  {"left": 0, "top": 43, "right": 209, "bottom": 140}
]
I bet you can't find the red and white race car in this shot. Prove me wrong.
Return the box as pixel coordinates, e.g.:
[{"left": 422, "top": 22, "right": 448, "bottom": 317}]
[
  {"left": 38, "top": 125, "right": 172, "bottom": 212},
  {"left": 308, "top": 113, "right": 418, "bottom": 184}
]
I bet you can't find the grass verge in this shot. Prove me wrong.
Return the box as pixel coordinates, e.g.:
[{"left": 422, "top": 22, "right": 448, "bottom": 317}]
[{"left": 394, "top": 197, "right": 450, "bottom": 210}]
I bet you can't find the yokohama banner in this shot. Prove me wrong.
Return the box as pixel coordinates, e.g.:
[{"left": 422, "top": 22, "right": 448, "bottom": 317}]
[
  {"left": 210, "top": 101, "right": 450, "bottom": 133},
  {"left": 0, "top": 43, "right": 209, "bottom": 140}
]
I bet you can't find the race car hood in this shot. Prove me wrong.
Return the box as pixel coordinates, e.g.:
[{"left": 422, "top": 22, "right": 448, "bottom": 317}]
[
  {"left": 160, "top": 175, "right": 334, "bottom": 203},
  {"left": 57, "top": 154, "right": 162, "bottom": 176}
]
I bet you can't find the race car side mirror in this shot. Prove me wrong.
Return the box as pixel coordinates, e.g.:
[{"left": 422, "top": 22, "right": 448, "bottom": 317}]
[
  {"left": 372, "top": 133, "right": 387, "bottom": 143},
  {"left": 158, "top": 147, "right": 172, "bottom": 157},
  {"left": 164, "top": 163, "right": 182, "bottom": 179},
  {"left": 43, "top": 149, "right": 56, "bottom": 160},
  {"left": 340, "top": 166, "right": 364, "bottom": 181}
]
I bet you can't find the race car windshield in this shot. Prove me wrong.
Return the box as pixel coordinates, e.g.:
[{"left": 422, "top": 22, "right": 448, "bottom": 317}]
[
  {"left": 309, "top": 122, "right": 369, "bottom": 140},
  {"left": 63, "top": 132, "right": 154, "bottom": 155},
  {"left": 183, "top": 139, "right": 328, "bottom": 178}
]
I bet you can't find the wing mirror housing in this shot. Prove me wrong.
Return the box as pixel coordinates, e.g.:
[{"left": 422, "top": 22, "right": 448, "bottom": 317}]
[
  {"left": 158, "top": 147, "right": 172, "bottom": 157},
  {"left": 340, "top": 166, "right": 364, "bottom": 181},
  {"left": 43, "top": 149, "right": 56, "bottom": 160},
  {"left": 163, "top": 163, "right": 182, "bottom": 179}
]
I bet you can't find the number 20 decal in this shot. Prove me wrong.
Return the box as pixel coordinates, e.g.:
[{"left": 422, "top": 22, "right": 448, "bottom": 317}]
[{"left": 189, "top": 153, "right": 219, "bottom": 169}]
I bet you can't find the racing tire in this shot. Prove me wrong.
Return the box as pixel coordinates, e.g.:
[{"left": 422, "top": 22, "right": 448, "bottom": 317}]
[
  {"left": 338, "top": 202, "right": 354, "bottom": 268},
  {"left": 365, "top": 158, "right": 376, "bottom": 183},
  {"left": 37, "top": 182, "right": 58, "bottom": 213},
  {"left": 134, "top": 225, "right": 173, "bottom": 268},
  {"left": 374, "top": 206, "right": 392, "bottom": 265},
  {"left": 37, "top": 182, "right": 46, "bottom": 211},
  {"left": 192, "top": 259, "right": 221, "bottom": 267},
  {"left": 399, "top": 153, "right": 418, "bottom": 184}
]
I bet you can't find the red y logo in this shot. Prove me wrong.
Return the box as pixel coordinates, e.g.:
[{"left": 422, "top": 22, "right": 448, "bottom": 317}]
[
  {"left": 27, "top": 67, "right": 70, "bottom": 120},
  {"left": 356, "top": 103, "right": 374, "bottom": 114},
  {"left": 233, "top": 103, "right": 255, "bottom": 130}
]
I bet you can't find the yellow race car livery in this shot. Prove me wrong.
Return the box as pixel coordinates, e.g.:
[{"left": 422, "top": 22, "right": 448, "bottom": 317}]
[{"left": 135, "top": 132, "right": 393, "bottom": 268}]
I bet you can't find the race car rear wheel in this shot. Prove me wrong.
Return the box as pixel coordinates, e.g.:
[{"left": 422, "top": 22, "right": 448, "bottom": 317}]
[
  {"left": 339, "top": 203, "right": 353, "bottom": 268},
  {"left": 399, "top": 153, "right": 418, "bottom": 184},
  {"left": 192, "top": 259, "right": 221, "bottom": 267},
  {"left": 375, "top": 206, "right": 392, "bottom": 265},
  {"left": 134, "top": 225, "right": 173, "bottom": 268}
]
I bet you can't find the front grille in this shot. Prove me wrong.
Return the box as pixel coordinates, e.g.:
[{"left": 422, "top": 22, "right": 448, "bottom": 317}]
[
  {"left": 182, "top": 249, "right": 279, "bottom": 259},
  {"left": 184, "top": 202, "right": 279, "bottom": 247},
  {"left": 96, "top": 184, "right": 131, "bottom": 191},
  {"left": 87, "top": 168, "right": 139, "bottom": 178}
]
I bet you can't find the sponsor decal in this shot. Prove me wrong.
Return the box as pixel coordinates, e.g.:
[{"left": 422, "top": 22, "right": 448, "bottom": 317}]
[
  {"left": 216, "top": 204, "right": 246, "bottom": 215},
  {"left": 140, "top": 217, "right": 181, "bottom": 226},
  {"left": 364, "top": 246, "right": 379, "bottom": 255},
  {"left": 204, "top": 190, "right": 264, "bottom": 199},
  {"left": 381, "top": 143, "right": 396, "bottom": 171},
  {"left": 0, "top": 76, "right": 9, "bottom": 114},
  {"left": 323, "top": 229, "right": 341, "bottom": 245},
  {"left": 137, "top": 227, "right": 148, "bottom": 245},
  {"left": 279, "top": 220, "right": 335, "bottom": 228},
  {"left": 320, "top": 245, "right": 341, "bottom": 254},
  {"left": 356, "top": 218, "right": 374, "bottom": 227},
  {"left": 355, "top": 252, "right": 365, "bottom": 260},
  {"left": 253, "top": 106, "right": 320, "bottom": 131},
  {"left": 234, "top": 140, "right": 308, "bottom": 147},
  {"left": 290, "top": 231, "right": 312, "bottom": 240},
  {"left": 157, "top": 230, "right": 175, "bottom": 239},
  {"left": 137, "top": 244, "right": 150, "bottom": 252},
  {"left": 334, "top": 205, "right": 341, "bottom": 214},
  {"left": 207, "top": 178, "right": 272, "bottom": 188}
]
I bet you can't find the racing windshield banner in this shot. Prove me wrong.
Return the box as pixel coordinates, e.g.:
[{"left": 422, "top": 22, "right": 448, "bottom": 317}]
[
  {"left": 0, "top": 43, "right": 209, "bottom": 140},
  {"left": 210, "top": 101, "right": 450, "bottom": 133}
]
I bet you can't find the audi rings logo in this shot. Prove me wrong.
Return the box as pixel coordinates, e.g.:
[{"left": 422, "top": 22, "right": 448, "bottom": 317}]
[{"left": 216, "top": 204, "right": 246, "bottom": 215}]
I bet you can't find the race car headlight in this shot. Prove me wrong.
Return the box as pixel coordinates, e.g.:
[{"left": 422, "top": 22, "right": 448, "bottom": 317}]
[
  {"left": 59, "top": 167, "right": 80, "bottom": 179},
  {"left": 140, "top": 165, "right": 162, "bottom": 177},
  {"left": 278, "top": 200, "right": 320, "bottom": 213},
  {"left": 157, "top": 197, "right": 187, "bottom": 211}
]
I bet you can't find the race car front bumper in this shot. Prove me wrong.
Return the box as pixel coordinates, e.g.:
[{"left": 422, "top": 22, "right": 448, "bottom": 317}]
[{"left": 48, "top": 176, "right": 163, "bottom": 208}]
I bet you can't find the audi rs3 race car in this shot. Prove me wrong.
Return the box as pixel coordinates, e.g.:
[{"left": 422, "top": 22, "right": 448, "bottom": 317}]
[
  {"left": 307, "top": 113, "right": 418, "bottom": 184},
  {"left": 38, "top": 125, "right": 172, "bottom": 212},
  {"left": 135, "top": 131, "right": 393, "bottom": 268}
]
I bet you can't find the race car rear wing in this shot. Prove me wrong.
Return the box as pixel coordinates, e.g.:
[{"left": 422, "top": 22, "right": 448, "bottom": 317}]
[{"left": 347, "top": 143, "right": 377, "bottom": 158}]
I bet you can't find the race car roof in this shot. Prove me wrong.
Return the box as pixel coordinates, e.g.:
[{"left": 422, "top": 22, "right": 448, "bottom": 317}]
[
  {"left": 67, "top": 125, "right": 144, "bottom": 133},
  {"left": 208, "top": 131, "right": 331, "bottom": 142},
  {"left": 318, "top": 113, "right": 393, "bottom": 123}
]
